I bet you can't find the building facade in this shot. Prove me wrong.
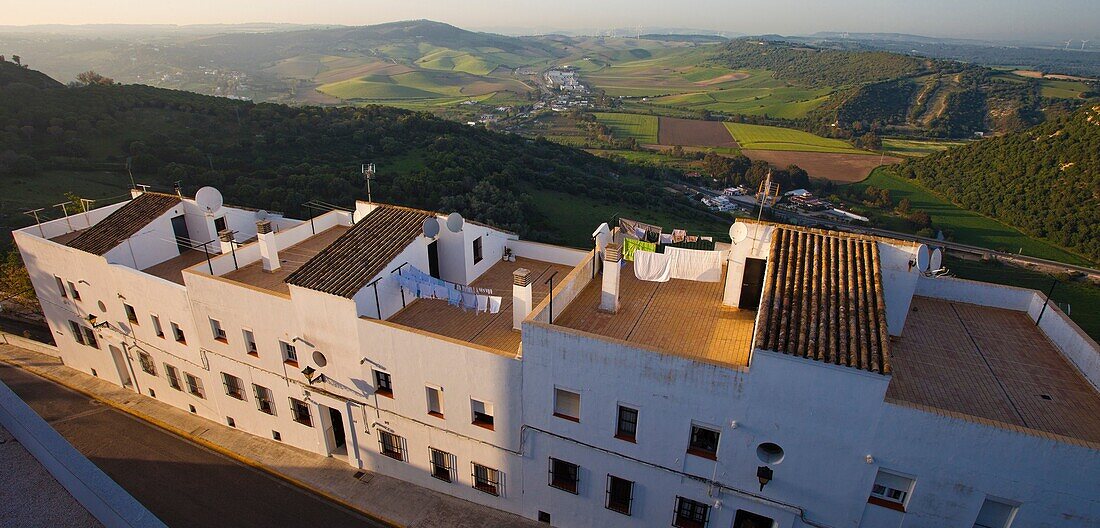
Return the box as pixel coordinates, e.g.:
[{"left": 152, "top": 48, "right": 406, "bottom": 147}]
[{"left": 13, "top": 190, "right": 1100, "bottom": 528}]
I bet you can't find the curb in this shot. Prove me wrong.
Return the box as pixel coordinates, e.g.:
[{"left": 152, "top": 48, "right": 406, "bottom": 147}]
[{"left": 0, "top": 356, "right": 402, "bottom": 528}]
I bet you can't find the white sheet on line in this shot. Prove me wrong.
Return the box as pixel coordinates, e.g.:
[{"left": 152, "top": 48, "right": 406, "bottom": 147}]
[
  {"left": 666, "top": 246, "right": 724, "bottom": 282},
  {"left": 633, "top": 250, "right": 672, "bottom": 282}
]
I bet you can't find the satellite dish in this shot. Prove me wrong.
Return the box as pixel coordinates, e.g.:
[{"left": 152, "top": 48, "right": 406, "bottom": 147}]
[
  {"left": 446, "top": 212, "right": 464, "bottom": 233},
  {"left": 195, "top": 186, "right": 223, "bottom": 215},
  {"left": 930, "top": 248, "right": 943, "bottom": 271},
  {"left": 255, "top": 210, "right": 269, "bottom": 221},
  {"left": 915, "top": 244, "right": 931, "bottom": 272},
  {"left": 730, "top": 222, "right": 749, "bottom": 244},
  {"left": 422, "top": 217, "right": 440, "bottom": 239}
]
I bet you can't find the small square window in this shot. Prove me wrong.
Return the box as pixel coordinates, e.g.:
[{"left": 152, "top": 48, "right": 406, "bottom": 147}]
[
  {"left": 272, "top": 430, "right": 282, "bottom": 441},
  {"left": 538, "top": 511, "right": 551, "bottom": 523},
  {"left": 373, "top": 370, "right": 392, "bottom": 397},
  {"left": 124, "top": 303, "right": 138, "bottom": 324},
  {"left": 549, "top": 457, "right": 579, "bottom": 494},
  {"left": 426, "top": 386, "right": 443, "bottom": 417},
  {"left": 188, "top": 405, "right": 196, "bottom": 414},
  {"left": 280, "top": 340, "right": 298, "bottom": 365},
  {"left": 616, "top": 405, "right": 638, "bottom": 442},
  {"left": 868, "top": 469, "right": 915, "bottom": 512},
  {"left": 472, "top": 236, "right": 483, "bottom": 264},
  {"left": 688, "top": 424, "right": 720, "bottom": 460},
  {"left": 243, "top": 329, "right": 258, "bottom": 355},
  {"left": 471, "top": 399, "right": 494, "bottom": 430},
  {"left": 171, "top": 322, "right": 185, "bottom": 344},
  {"left": 226, "top": 417, "right": 236, "bottom": 428},
  {"left": 553, "top": 388, "right": 580, "bottom": 422},
  {"left": 148, "top": 388, "right": 156, "bottom": 398},
  {"left": 210, "top": 318, "right": 227, "bottom": 342},
  {"left": 974, "top": 496, "right": 1018, "bottom": 528}
]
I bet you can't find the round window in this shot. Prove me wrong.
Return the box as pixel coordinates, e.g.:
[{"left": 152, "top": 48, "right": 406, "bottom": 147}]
[
  {"left": 312, "top": 351, "right": 328, "bottom": 368},
  {"left": 756, "top": 442, "right": 785, "bottom": 464},
  {"left": 97, "top": 300, "right": 107, "bottom": 312}
]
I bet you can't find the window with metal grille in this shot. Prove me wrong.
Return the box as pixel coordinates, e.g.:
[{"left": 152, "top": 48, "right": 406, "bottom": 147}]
[
  {"left": 472, "top": 463, "right": 502, "bottom": 496},
  {"left": 674, "top": 496, "right": 710, "bottom": 528},
  {"left": 373, "top": 369, "right": 392, "bottom": 396},
  {"left": 151, "top": 315, "right": 164, "bottom": 337},
  {"left": 210, "top": 318, "right": 227, "bottom": 342},
  {"left": 222, "top": 373, "right": 245, "bottom": 400},
  {"left": 548, "top": 457, "right": 579, "bottom": 494},
  {"left": 253, "top": 384, "right": 275, "bottom": 415},
  {"left": 290, "top": 398, "right": 312, "bottom": 426},
  {"left": 606, "top": 475, "right": 634, "bottom": 515},
  {"left": 688, "top": 424, "right": 720, "bottom": 459},
  {"left": 165, "top": 364, "right": 182, "bottom": 390},
  {"left": 429, "top": 448, "right": 456, "bottom": 482},
  {"left": 553, "top": 388, "right": 580, "bottom": 422},
  {"left": 243, "top": 329, "right": 257, "bottom": 355},
  {"left": 378, "top": 431, "right": 406, "bottom": 461},
  {"left": 868, "top": 470, "right": 914, "bottom": 512},
  {"left": 471, "top": 399, "right": 494, "bottom": 430},
  {"left": 124, "top": 304, "right": 138, "bottom": 324},
  {"left": 616, "top": 405, "right": 638, "bottom": 442},
  {"left": 68, "top": 321, "right": 85, "bottom": 345},
  {"left": 472, "top": 236, "right": 483, "bottom": 264},
  {"left": 171, "top": 322, "right": 185, "bottom": 344},
  {"left": 138, "top": 352, "right": 156, "bottom": 375},
  {"left": 184, "top": 373, "right": 205, "bottom": 398}
]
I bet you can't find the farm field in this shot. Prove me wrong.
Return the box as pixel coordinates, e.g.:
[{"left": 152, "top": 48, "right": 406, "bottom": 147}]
[
  {"left": 593, "top": 113, "right": 659, "bottom": 144},
  {"left": 724, "top": 123, "right": 870, "bottom": 154},
  {"left": 646, "top": 71, "right": 833, "bottom": 118},
  {"left": 851, "top": 168, "right": 1093, "bottom": 266},
  {"left": 743, "top": 150, "right": 898, "bottom": 183},
  {"left": 657, "top": 117, "right": 739, "bottom": 147},
  {"left": 883, "top": 138, "right": 969, "bottom": 157}
]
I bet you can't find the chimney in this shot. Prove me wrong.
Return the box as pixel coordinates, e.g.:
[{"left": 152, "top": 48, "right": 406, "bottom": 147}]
[
  {"left": 513, "top": 268, "right": 532, "bottom": 330},
  {"left": 600, "top": 243, "right": 622, "bottom": 313},
  {"left": 218, "top": 230, "right": 234, "bottom": 255},
  {"left": 256, "top": 220, "right": 280, "bottom": 272}
]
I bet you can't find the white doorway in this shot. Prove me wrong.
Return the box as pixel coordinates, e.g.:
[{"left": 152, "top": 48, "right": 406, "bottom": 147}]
[{"left": 108, "top": 345, "right": 133, "bottom": 389}]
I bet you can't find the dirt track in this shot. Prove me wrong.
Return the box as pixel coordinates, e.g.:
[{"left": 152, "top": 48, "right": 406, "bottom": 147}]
[
  {"left": 742, "top": 149, "right": 901, "bottom": 183},
  {"left": 657, "top": 117, "right": 739, "bottom": 147}
]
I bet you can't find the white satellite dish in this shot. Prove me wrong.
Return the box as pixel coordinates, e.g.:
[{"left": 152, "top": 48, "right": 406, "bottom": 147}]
[
  {"left": 195, "top": 186, "right": 223, "bottom": 216},
  {"left": 446, "top": 212, "right": 464, "bottom": 233},
  {"left": 915, "top": 244, "right": 931, "bottom": 272},
  {"left": 422, "top": 217, "right": 440, "bottom": 239},
  {"left": 730, "top": 222, "right": 749, "bottom": 244},
  {"left": 930, "top": 248, "right": 943, "bottom": 271},
  {"left": 255, "top": 210, "right": 269, "bottom": 221}
]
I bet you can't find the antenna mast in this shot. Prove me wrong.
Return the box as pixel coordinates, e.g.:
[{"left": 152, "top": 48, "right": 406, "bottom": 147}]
[{"left": 362, "top": 163, "right": 376, "bottom": 203}]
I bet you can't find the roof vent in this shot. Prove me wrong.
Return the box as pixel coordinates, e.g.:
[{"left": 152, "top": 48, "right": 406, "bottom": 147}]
[
  {"left": 513, "top": 268, "right": 531, "bottom": 287},
  {"left": 604, "top": 243, "right": 622, "bottom": 263},
  {"left": 256, "top": 220, "right": 273, "bottom": 234}
]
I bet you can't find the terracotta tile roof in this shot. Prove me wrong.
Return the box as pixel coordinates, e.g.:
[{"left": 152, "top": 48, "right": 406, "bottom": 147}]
[
  {"left": 756, "top": 226, "right": 891, "bottom": 374},
  {"left": 285, "top": 204, "right": 431, "bottom": 298},
  {"left": 66, "top": 193, "right": 181, "bottom": 256}
]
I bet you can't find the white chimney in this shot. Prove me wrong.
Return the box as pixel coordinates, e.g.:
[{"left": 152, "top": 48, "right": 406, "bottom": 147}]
[
  {"left": 257, "top": 220, "right": 280, "bottom": 272},
  {"left": 600, "top": 243, "right": 622, "bottom": 313},
  {"left": 218, "top": 230, "right": 234, "bottom": 255},
  {"left": 513, "top": 268, "right": 532, "bottom": 330}
]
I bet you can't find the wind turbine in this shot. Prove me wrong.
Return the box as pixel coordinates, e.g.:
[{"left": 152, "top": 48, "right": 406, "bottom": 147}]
[
  {"left": 1064, "top": 40, "right": 1073, "bottom": 50},
  {"left": 1082, "top": 40, "right": 1091, "bottom": 50}
]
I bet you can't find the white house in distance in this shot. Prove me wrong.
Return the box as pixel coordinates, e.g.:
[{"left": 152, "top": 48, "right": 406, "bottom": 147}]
[{"left": 12, "top": 188, "right": 1100, "bottom": 528}]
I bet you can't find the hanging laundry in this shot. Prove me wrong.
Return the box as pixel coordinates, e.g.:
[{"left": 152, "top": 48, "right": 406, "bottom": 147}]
[
  {"left": 435, "top": 284, "right": 448, "bottom": 300},
  {"left": 686, "top": 235, "right": 698, "bottom": 243},
  {"left": 666, "top": 247, "right": 725, "bottom": 282},
  {"left": 659, "top": 233, "right": 673, "bottom": 244},
  {"left": 622, "top": 238, "right": 656, "bottom": 261},
  {"left": 634, "top": 250, "right": 672, "bottom": 282},
  {"left": 619, "top": 218, "right": 662, "bottom": 240},
  {"left": 477, "top": 295, "right": 489, "bottom": 313},
  {"left": 461, "top": 292, "right": 478, "bottom": 311},
  {"left": 488, "top": 296, "right": 502, "bottom": 314},
  {"left": 448, "top": 289, "right": 462, "bottom": 307},
  {"left": 672, "top": 229, "right": 687, "bottom": 243}
]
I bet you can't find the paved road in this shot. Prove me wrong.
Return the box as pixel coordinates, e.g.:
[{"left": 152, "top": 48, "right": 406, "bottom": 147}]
[{"left": 0, "top": 363, "right": 387, "bottom": 528}]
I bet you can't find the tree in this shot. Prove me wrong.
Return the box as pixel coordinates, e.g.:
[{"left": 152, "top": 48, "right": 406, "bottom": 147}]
[
  {"left": 896, "top": 197, "right": 911, "bottom": 214},
  {"left": 75, "top": 70, "right": 115, "bottom": 86},
  {"left": 11, "top": 55, "right": 20, "bottom": 66},
  {"left": 907, "top": 210, "right": 933, "bottom": 230},
  {"left": 0, "top": 250, "right": 38, "bottom": 315}
]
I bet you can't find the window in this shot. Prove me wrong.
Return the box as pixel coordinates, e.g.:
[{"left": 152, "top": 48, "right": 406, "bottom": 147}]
[
  {"left": 733, "top": 510, "right": 775, "bottom": 528},
  {"left": 290, "top": 397, "right": 312, "bottom": 426},
  {"left": 68, "top": 321, "right": 85, "bottom": 345},
  {"left": 210, "top": 318, "right": 227, "bottom": 342},
  {"left": 81, "top": 327, "right": 99, "bottom": 349},
  {"left": 184, "top": 373, "right": 205, "bottom": 398},
  {"left": 165, "top": 364, "right": 182, "bottom": 390},
  {"left": 616, "top": 405, "right": 638, "bottom": 442},
  {"left": 373, "top": 369, "right": 392, "bottom": 397},
  {"left": 378, "top": 431, "right": 406, "bottom": 461},
  {"left": 426, "top": 386, "right": 443, "bottom": 417},
  {"left": 280, "top": 340, "right": 298, "bottom": 365},
  {"left": 974, "top": 497, "right": 1018, "bottom": 528},
  {"left": 272, "top": 430, "right": 282, "bottom": 441},
  {"left": 151, "top": 315, "right": 164, "bottom": 337},
  {"left": 254, "top": 384, "right": 275, "bottom": 415},
  {"left": 674, "top": 497, "right": 711, "bottom": 528},
  {"left": 138, "top": 352, "right": 156, "bottom": 375},
  {"left": 171, "top": 322, "right": 185, "bottom": 344},
  {"left": 429, "top": 448, "right": 456, "bottom": 482},
  {"left": 869, "top": 470, "right": 915, "bottom": 512},
  {"left": 606, "top": 475, "right": 634, "bottom": 515},
  {"left": 471, "top": 399, "right": 494, "bottom": 430},
  {"left": 226, "top": 417, "right": 236, "bottom": 428},
  {"left": 472, "top": 236, "right": 483, "bottom": 264},
  {"left": 55, "top": 276, "right": 67, "bottom": 298},
  {"left": 124, "top": 303, "right": 138, "bottom": 324},
  {"left": 472, "top": 463, "right": 502, "bottom": 496},
  {"left": 67, "top": 281, "right": 80, "bottom": 301},
  {"left": 549, "top": 457, "right": 579, "bottom": 494},
  {"left": 553, "top": 388, "right": 581, "bottom": 422},
  {"left": 222, "top": 373, "right": 245, "bottom": 400},
  {"left": 214, "top": 216, "right": 227, "bottom": 233},
  {"left": 243, "top": 329, "right": 258, "bottom": 355},
  {"left": 688, "top": 424, "right": 720, "bottom": 460}
]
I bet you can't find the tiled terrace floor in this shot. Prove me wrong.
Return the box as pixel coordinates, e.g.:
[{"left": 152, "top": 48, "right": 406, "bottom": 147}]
[{"left": 221, "top": 225, "right": 350, "bottom": 295}]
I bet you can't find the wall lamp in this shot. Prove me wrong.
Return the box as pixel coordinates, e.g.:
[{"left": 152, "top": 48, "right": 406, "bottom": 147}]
[
  {"left": 85, "top": 314, "right": 109, "bottom": 329},
  {"left": 301, "top": 366, "right": 319, "bottom": 384},
  {"left": 757, "top": 466, "right": 773, "bottom": 491}
]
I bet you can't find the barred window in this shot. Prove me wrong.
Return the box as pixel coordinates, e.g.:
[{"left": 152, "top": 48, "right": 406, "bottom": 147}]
[
  {"left": 674, "top": 497, "right": 710, "bottom": 528},
  {"left": 185, "top": 373, "right": 205, "bottom": 398},
  {"left": 222, "top": 373, "right": 245, "bottom": 400},
  {"left": 165, "top": 364, "right": 182, "bottom": 390},
  {"left": 616, "top": 405, "right": 638, "bottom": 441},
  {"left": 290, "top": 398, "right": 312, "bottom": 426},
  {"left": 379, "top": 431, "right": 406, "bottom": 461},
  {"left": 138, "top": 352, "right": 156, "bottom": 376},
  {"left": 549, "top": 457, "right": 579, "bottom": 494},
  {"left": 472, "top": 463, "right": 502, "bottom": 496},
  {"left": 606, "top": 475, "right": 634, "bottom": 516},
  {"left": 429, "top": 448, "right": 456, "bottom": 482},
  {"left": 253, "top": 384, "right": 275, "bottom": 415}
]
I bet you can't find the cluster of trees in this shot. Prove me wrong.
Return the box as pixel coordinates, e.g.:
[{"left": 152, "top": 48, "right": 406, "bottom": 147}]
[
  {"left": 0, "top": 62, "right": 712, "bottom": 247},
  {"left": 700, "top": 151, "right": 809, "bottom": 190},
  {"left": 714, "top": 39, "right": 925, "bottom": 88},
  {"left": 897, "top": 104, "right": 1100, "bottom": 261}
]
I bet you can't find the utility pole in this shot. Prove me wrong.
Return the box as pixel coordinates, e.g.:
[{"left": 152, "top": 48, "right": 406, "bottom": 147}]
[
  {"left": 362, "top": 163, "right": 376, "bottom": 203},
  {"left": 126, "top": 157, "right": 136, "bottom": 189}
]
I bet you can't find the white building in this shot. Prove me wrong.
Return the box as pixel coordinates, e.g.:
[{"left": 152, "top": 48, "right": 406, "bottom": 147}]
[{"left": 13, "top": 190, "right": 1100, "bottom": 528}]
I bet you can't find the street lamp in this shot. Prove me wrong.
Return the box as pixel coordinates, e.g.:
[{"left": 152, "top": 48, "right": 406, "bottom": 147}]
[
  {"left": 757, "top": 466, "right": 773, "bottom": 491},
  {"left": 85, "top": 314, "right": 109, "bottom": 329}
]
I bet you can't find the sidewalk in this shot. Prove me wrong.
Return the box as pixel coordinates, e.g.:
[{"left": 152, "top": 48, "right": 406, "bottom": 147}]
[{"left": 0, "top": 344, "right": 538, "bottom": 528}]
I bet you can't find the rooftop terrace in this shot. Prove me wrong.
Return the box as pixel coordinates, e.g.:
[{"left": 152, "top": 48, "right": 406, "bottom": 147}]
[
  {"left": 887, "top": 296, "right": 1100, "bottom": 444},
  {"left": 388, "top": 257, "right": 572, "bottom": 356},
  {"left": 554, "top": 262, "right": 755, "bottom": 369},
  {"left": 221, "top": 225, "right": 350, "bottom": 295}
]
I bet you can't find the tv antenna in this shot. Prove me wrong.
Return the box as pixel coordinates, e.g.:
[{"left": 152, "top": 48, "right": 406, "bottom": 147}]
[
  {"left": 362, "top": 163, "right": 376, "bottom": 202},
  {"left": 125, "top": 156, "right": 136, "bottom": 189},
  {"left": 23, "top": 208, "right": 45, "bottom": 238},
  {"left": 53, "top": 201, "right": 73, "bottom": 231},
  {"left": 751, "top": 171, "right": 780, "bottom": 254}
]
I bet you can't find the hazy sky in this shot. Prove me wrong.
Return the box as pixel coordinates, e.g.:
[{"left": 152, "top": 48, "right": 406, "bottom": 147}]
[{"left": 6, "top": 1, "right": 1099, "bottom": 41}]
